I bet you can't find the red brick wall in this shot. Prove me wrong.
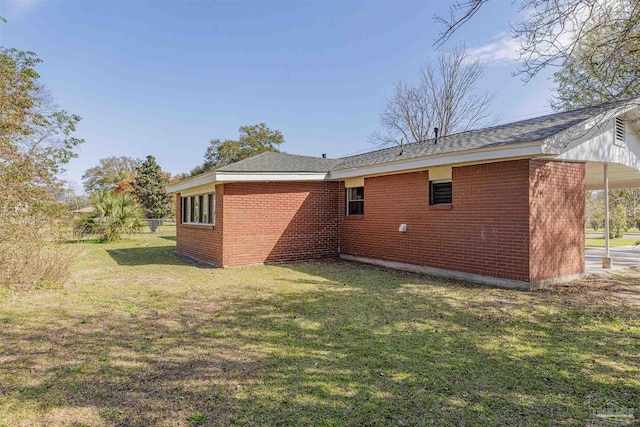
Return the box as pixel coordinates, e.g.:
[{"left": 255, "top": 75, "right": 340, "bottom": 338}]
[
  {"left": 175, "top": 188, "right": 224, "bottom": 266},
  {"left": 339, "top": 160, "right": 532, "bottom": 282},
  {"left": 173, "top": 159, "right": 585, "bottom": 284},
  {"left": 221, "top": 181, "right": 340, "bottom": 266},
  {"left": 529, "top": 160, "right": 585, "bottom": 281}
]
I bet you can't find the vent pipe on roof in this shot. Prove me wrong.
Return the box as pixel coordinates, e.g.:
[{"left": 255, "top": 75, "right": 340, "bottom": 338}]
[
  {"left": 434, "top": 127, "right": 439, "bottom": 144},
  {"left": 322, "top": 153, "right": 327, "bottom": 158}
]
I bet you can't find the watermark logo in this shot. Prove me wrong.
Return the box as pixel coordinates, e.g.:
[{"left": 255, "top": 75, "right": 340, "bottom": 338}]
[{"left": 587, "top": 399, "right": 636, "bottom": 426}]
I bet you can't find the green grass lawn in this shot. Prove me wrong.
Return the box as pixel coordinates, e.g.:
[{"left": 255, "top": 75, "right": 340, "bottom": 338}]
[
  {"left": 1, "top": 227, "right": 639, "bottom": 426},
  {"left": 585, "top": 237, "right": 639, "bottom": 247},
  {"left": 586, "top": 228, "right": 640, "bottom": 235}
]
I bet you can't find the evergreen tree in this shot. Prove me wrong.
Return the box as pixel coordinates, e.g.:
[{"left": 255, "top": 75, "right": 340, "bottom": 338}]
[{"left": 132, "top": 155, "right": 172, "bottom": 218}]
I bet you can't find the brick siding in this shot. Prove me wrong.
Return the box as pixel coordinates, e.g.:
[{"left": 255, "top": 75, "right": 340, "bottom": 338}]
[
  {"left": 175, "top": 188, "right": 223, "bottom": 266},
  {"left": 529, "top": 160, "right": 585, "bottom": 281},
  {"left": 340, "top": 160, "right": 532, "bottom": 282},
  {"left": 221, "top": 181, "right": 340, "bottom": 266},
  {"left": 174, "top": 159, "right": 585, "bottom": 285}
]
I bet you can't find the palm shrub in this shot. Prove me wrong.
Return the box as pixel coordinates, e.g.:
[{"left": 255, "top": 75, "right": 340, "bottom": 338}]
[{"left": 74, "top": 190, "right": 143, "bottom": 242}]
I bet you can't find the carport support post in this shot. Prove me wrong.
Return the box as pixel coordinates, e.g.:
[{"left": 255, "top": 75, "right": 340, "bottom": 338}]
[{"left": 603, "top": 163, "right": 612, "bottom": 268}]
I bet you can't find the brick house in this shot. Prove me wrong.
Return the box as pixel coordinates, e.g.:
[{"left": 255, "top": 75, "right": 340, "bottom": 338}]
[{"left": 168, "top": 100, "right": 640, "bottom": 290}]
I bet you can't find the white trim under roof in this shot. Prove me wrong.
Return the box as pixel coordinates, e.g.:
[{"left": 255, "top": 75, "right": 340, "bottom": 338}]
[
  {"left": 167, "top": 171, "right": 329, "bottom": 193},
  {"left": 216, "top": 172, "right": 329, "bottom": 182}
]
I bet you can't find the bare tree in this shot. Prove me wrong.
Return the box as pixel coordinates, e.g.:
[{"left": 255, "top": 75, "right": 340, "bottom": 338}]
[
  {"left": 435, "top": 0, "right": 640, "bottom": 108},
  {"left": 371, "top": 45, "right": 495, "bottom": 146}
]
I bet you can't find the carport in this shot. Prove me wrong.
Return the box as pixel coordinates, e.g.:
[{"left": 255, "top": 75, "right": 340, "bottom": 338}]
[{"left": 552, "top": 101, "right": 640, "bottom": 269}]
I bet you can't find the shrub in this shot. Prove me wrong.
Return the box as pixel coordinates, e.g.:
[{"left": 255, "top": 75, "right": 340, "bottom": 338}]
[
  {"left": 74, "top": 190, "right": 143, "bottom": 242},
  {"left": 0, "top": 209, "right": 76, "bottom": 289}
]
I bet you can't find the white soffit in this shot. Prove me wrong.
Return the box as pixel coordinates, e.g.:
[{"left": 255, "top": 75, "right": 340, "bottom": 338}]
[
  {"left": 585, "top": 162, "right": 640, "bottom": 190},
  {"left": 180, "top": 183, "right": 217, "bottom": 197}
]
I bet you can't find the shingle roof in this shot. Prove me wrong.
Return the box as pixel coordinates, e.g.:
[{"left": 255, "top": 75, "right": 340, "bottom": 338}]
[
  {"left": 216, "top": 151, "right": 339, "bottom": 173},
  {"left": 211, "top": 100, "right": 634, "bottom": 175},
  {"left": 333, "top": 99, "right": 632, "bottom": 170}
]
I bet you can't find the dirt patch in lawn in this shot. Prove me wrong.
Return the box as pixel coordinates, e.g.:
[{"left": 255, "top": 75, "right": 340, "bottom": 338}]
[{"left": 546, "top": 267, "right": 640, "bottom": 307}]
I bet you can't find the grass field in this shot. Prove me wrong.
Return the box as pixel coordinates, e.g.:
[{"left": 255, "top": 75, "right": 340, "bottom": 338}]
[
  {"left": 585, "top": 237, "right": 639, "bottom": 247},
  {"left": 586, "top": 228, "right": 640, "bottom": 235},
  {"left": 1, "top": 226, "right": 639, "bottom": 426}
]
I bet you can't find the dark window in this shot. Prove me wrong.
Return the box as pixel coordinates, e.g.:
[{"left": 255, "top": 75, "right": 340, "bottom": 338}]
[
  {"left": 182, "top": 197, "right": 188, "bottom": 223},
  {"left": 208, "top": 193, "right": 215, "bottom": 224},
  {"left": 203, "top": 194, "right": 209, "bottom": 223},
  {"left": 346, "top": 187, "right": 364, "bottom": 215},
  {"left": 181, "top": 194, "right": 215, "bottom": 224},
  {"left": 430, "top": 181, "right": 452, "bottom": 205},
  {"left": 186, "top": 197, "right": 192, "bottom": 222}
]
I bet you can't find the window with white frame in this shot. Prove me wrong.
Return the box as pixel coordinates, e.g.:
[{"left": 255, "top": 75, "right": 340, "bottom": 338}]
[
  {"left": 346, "top": 187, "right": 364, "bottom": 216},
  {"left": 181, "top": 193, "right": 215, "bottom": 224}
]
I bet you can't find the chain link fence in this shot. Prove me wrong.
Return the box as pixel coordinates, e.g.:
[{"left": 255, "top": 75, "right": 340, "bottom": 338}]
[{"left": 142, "top": 218, "right": 176, "bottom": 233}]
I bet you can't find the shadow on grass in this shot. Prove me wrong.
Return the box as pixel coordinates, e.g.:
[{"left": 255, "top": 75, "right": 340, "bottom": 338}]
[
  {"left": 106, "top": 247, "right": 186, "bottom": 266},
  {"left": 1, "top": 257, "right": 638, "bottom": 426}
]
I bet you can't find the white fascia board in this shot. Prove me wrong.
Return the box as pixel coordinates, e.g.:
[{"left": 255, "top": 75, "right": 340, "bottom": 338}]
[
  {"left": 167, "top": 172, "right": 328, "bottom": 193},
  {"left": 214, "top": 172, "right": 329, "bottom": 182},
  {"left": 327, "top": 143, "right": 544, "bottom": 180}
]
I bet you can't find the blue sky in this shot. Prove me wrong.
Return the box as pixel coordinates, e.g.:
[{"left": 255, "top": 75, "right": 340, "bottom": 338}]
[{"left": 0, "top": 0, "right": 557, "bottom": 192}]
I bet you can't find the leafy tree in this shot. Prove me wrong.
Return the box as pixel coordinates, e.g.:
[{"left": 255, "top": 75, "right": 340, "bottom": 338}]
[
  {"left": 61, "top": 183, "right": 90, "bottom": 210},
  {"left": 114, "top": 177, "right": 135, "bottom": 194},
  {"left": 610, "top": 204, "right": 628, "bottom": 238},
  {"left": 170, "top": 172, "right": 189, "bottom": 183},
  {"left": 552, "top": 2, "right": 640, "bottom": 110},
  {"left": 436, "top": 0, "right": 640, "bottom": 107},
  {"left": 82, "top": 156, "right": 141, "bottom": 193},
  {"left": 0, "top": 28, "right": 85, "bottom": 288},
  {"left": 0, "top": 43, "right": 41, "bottom": 148},
  {"left": 132, "top": 155, "right": 172, "bottom": 218},
  {"left": 371, "top": 45, "right": 495, "bottom": 146},
  {"left": 189, "top": 162, "right": 215, "bottom": 176},
  {"left": 190, "top": 123, "right": 284, "bottom": 176},
  {"left": 585, "top": 191, "right": 601, "bottom": 230},
  {"left": 74, "top": 190, "right": 143, "bottom": 242}
]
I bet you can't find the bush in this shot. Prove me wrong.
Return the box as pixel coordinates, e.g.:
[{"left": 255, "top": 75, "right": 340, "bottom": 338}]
[
  {"left": 0, "top": 210, "right": 76, "bottom": 289},
  {"left": 74, "top": 190, "right": 143, "bottom": 242}
]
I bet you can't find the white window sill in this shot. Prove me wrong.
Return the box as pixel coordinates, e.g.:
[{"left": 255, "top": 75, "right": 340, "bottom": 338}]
[{"left": 181, "top": 222, "right": 215, "bottom": 227}]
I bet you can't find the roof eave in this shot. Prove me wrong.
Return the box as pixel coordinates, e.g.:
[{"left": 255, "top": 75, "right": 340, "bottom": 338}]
[
  {"left": 167, "top": 171, "right": 217, "bottom": 194},
  {"left": 328, "top": 141, "right": 545, "bottom": 180},
  {"left": 167, "top": 171, "right": 329, "bottom": 193}
]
